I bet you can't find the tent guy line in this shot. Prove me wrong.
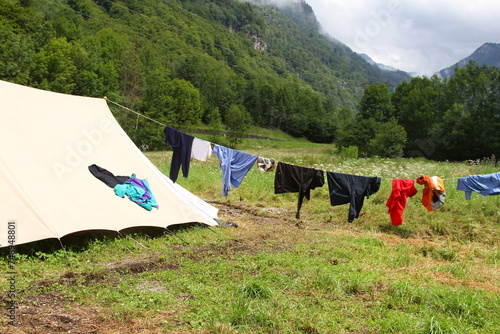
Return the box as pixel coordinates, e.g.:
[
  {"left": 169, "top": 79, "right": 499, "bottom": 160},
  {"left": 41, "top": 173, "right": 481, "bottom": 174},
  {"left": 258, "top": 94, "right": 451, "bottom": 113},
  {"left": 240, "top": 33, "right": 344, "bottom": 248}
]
[{"left": 105, "top": 97, "right": 168, "bottom": 128}]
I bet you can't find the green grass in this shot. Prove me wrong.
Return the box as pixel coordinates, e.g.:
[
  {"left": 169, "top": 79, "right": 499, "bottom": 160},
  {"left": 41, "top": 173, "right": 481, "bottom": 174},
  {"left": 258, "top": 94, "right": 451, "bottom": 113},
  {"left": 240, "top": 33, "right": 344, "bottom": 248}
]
[{"left": 1, "top": 132, "right": 499, "bottom": 333}]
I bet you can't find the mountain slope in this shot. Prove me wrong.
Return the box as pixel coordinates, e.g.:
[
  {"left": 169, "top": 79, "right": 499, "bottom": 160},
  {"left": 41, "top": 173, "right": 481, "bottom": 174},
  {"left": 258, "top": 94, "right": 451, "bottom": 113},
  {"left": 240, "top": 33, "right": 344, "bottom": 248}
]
[
  {"left": 254, "top": 1, "right": 382, "bottom": 104},
  {"left": 438, "top": 42, "right": 500, "bottom": 78},
  {"left": 358, "top": 53, "right": 412, "bottom": 86},
  {"left": 0, "top": 0, "right": 392, "bottom": 145},
  {"left": 272, "top": 2, "right": 409, "bottom": 87}
]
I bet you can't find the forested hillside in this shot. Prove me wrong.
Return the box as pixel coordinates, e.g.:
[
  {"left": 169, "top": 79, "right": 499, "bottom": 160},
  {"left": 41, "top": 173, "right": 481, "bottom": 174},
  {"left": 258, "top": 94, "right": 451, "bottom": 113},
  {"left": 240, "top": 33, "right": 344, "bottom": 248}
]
[
  {"left": 1, "top": 0, "right": 498, "bottom": 161},
  {"left": 0, "top": 0, "right": 394, "bottom": 146}
]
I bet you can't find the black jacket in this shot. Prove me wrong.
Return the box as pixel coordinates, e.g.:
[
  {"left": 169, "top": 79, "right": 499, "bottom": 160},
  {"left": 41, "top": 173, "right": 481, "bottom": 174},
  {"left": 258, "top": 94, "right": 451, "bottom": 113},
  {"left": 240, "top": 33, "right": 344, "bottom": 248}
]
[
  {"left": 274, "top": 162, "right": 324, "bottom": 218},
  {"left": 326, "top": 172, "right": 381, "bottom": 222}
]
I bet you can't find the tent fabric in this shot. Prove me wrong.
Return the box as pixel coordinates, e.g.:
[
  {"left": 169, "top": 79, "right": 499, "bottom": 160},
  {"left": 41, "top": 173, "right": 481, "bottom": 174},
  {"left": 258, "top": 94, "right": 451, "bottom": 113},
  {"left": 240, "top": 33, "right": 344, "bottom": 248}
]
[{"left": 0, "top": 80, "right": 218, "bottom": 247}]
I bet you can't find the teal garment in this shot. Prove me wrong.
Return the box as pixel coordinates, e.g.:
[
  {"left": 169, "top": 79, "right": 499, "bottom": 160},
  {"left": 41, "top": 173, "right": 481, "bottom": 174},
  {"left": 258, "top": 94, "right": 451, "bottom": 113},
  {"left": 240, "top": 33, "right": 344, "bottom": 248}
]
[{"left": 114, "top": 175, "right": 158, "bottom": 211}]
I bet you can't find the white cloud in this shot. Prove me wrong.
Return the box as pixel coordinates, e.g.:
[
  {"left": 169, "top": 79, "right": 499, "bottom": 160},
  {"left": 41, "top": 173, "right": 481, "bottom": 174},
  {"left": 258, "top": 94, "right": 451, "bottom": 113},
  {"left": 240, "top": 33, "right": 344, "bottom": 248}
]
[{"left": 305, "top": 0, "right": 500, "bottom": 76}]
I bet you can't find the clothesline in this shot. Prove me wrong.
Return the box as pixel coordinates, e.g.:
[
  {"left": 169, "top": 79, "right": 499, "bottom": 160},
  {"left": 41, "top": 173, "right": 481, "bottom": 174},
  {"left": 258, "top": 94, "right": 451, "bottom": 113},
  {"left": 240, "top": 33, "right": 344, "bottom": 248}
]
[
  {"left": 105, "top": 98, "right": 465, "bottom": 181},
  {"left": 105, "top": 97, "right": 168, "bottom": 128},
  {"left": 380, "top": 177, "right": 459, "bottom": 181},
  {"left": 105, "top": 98, "right": 499, "bottom": 224}
]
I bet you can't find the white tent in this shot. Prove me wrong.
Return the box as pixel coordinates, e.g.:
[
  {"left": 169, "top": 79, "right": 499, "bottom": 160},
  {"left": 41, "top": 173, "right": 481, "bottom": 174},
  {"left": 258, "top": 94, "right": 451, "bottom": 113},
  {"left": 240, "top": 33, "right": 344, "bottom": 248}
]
[{"left": 0, "top": 80, "right": 218, "bottom": 247}]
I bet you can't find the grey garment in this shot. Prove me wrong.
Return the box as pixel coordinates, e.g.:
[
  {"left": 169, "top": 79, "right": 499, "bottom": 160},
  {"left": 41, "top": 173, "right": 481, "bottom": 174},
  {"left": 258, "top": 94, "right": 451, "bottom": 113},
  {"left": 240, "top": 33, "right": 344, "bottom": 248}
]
[{"left": 256, "top": 157, "right": 275, "bottom": 172}]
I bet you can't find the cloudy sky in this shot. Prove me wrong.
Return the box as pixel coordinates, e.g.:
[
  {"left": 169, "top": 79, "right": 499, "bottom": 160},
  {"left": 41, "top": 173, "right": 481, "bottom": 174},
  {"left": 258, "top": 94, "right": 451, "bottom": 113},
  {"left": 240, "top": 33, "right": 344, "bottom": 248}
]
[{"left": 303, "top": 0, "right": 500, "bottom": 76}]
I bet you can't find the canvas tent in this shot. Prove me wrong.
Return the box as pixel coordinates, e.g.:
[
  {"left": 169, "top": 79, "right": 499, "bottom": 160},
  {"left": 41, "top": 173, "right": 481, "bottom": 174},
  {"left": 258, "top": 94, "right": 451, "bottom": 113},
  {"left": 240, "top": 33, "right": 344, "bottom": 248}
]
[{"left": 0, "top": 80, "right": 219, "bottom": 247}]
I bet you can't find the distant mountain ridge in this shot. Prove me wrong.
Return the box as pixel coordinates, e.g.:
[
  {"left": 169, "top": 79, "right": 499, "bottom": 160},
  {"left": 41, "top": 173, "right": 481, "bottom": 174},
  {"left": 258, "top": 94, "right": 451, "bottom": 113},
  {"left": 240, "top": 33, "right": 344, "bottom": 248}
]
[
  {"left": 358, "top": 53, "right": 413, "bottom": 84},
  {"left": 359, "top": 53, "right": 398, "bottom": 72},
  {"left": 437, "top": 42, "right": 500, "bottom": 78}
]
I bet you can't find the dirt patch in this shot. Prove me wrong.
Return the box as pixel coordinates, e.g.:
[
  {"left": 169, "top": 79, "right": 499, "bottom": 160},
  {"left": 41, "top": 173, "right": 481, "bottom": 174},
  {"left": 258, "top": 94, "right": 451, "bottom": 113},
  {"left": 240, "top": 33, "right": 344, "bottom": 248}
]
[
  {"left": 1, "top": 293, "right": 105, "bottom": 333},
  {"left": 2, "top": 289, "right": 195, "bottom": 333}
]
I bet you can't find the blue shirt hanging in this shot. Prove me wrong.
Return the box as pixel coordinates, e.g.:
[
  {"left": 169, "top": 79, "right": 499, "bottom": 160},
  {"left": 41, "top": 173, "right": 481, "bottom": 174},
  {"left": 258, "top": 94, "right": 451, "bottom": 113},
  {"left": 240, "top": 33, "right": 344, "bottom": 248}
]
[
  {"left": 456, "top": 172, "right": 500, "bottom": 199},
  {"left": 213, "top": 145, "right": 257, "bottom": 196}
]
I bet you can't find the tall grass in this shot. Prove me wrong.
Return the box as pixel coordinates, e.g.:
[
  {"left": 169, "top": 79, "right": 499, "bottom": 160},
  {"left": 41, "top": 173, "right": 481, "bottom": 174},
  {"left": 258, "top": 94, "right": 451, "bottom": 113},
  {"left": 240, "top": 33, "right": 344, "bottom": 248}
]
[{"left": 149, "top": 138, "right": 499, "bottom": 242}]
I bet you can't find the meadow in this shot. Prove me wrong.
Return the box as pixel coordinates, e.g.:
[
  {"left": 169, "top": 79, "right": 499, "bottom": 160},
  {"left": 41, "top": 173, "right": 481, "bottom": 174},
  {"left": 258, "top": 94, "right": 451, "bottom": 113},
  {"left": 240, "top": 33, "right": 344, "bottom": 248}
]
[{"left": 0, "top": 129, "right": 499, "bottom": 333}]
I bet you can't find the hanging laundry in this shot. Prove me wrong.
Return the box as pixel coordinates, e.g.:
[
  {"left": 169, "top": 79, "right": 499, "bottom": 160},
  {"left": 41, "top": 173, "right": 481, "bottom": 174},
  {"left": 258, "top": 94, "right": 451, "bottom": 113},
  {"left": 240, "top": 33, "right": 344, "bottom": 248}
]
[
  {"left": 416, "top": 175, "right": 445, "bottom": 211},
  {"left": 256, "top": 157, "right": 275, "bottom": 172},
  {"left": 114, "top": 174, "right": 159, "bottom": 211},
  {"left": 386, "top": 179, "right": 418, "bottom": 226},
  {"left": 88, "top": 164, "right": 129, "bottom": 188},
  {"left": 274, "top": 162, "right": 324, "bottom": 219},
  {"left": 191, "top": 137, "right": 212, "bottom": 162},
  {"left": 326, "top": 172, "right": 381, "bottom": 222},
  {"left": 212, "top": 145, "right": 257, "bottom": 196},
  {"left": 163, "top": 126, "right": 194, "bottom": 183},
  {"left": 456, "top": 172, "right": 500, "bottom": 199}
]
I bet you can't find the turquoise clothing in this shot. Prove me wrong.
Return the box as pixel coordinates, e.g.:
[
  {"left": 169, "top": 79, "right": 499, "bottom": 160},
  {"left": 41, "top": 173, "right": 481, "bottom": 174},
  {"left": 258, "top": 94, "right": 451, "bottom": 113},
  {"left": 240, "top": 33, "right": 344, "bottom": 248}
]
[{"left": 114, "top": 174, "right": 158, "bottom": 210}]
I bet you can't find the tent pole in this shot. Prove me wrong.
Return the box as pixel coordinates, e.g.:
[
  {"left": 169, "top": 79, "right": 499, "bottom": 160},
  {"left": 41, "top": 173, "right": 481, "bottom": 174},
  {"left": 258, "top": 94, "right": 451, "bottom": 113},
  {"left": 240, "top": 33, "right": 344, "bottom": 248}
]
[{"left": 58, "top": 238, "right": 65, "bottom": 251}]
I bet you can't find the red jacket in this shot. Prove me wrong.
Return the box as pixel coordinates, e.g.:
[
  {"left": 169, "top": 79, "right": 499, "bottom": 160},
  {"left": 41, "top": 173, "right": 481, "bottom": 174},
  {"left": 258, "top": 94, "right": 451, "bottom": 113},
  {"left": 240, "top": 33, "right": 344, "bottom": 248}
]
[
  {"left": 386, "top": 179, "right": 418, "bottom": 225},
  {"left": 416, "top": 176, "right": 445, "bottom": 212}
]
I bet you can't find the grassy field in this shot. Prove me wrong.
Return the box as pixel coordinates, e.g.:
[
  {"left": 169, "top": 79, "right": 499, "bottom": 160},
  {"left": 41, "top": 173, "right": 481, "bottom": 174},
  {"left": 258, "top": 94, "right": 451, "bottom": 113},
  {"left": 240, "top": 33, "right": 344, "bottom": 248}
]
[{"left": 1, "top": 130, "right": 499, "bottom": 333}]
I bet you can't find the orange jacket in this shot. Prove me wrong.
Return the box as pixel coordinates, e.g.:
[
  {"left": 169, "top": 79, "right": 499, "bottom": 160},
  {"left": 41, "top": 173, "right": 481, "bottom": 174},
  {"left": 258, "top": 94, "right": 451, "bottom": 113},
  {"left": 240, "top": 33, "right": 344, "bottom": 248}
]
[{"left": 416, "top": 176, "right": 445, "bottom": 211}]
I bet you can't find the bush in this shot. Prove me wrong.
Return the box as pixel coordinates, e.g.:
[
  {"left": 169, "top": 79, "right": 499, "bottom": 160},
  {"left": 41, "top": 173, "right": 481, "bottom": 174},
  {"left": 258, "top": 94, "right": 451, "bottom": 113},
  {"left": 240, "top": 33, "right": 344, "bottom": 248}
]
[
  {"left": 368, "top": 118, "right": 407, "bottom": 158},
  {"left": 340, "top": 146, "right": 358, "bottom": 160},
  {"left": 226, "top": 104, "right": 252, "bottom": 148}
]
